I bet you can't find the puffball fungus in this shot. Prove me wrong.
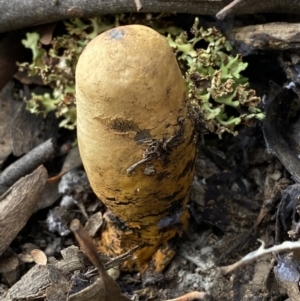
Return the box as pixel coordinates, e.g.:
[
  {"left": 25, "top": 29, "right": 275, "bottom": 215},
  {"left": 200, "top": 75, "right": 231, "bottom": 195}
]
[{"left": 76, "top": 25, "right": 197, "bottom": 271}]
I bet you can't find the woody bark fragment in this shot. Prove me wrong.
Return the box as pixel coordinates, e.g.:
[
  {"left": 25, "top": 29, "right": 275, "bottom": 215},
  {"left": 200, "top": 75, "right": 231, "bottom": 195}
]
[
  {"left": 0, "top": 166, "right": 48, "bottom": 256},
  {"left": 0, "top": 138, "right": 55, "bottom": 190},
  {"left": 226, "top": 22, "right": 300, "bottom": 55},
  {"left": 2, "top": 0, "right": 300, "bottom": 33}
]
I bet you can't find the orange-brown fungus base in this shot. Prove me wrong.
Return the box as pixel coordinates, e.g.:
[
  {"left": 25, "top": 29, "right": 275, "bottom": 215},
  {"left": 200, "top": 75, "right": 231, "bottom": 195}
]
[{"left": 98, "top": 209, "right": 189, "bottom": 272}]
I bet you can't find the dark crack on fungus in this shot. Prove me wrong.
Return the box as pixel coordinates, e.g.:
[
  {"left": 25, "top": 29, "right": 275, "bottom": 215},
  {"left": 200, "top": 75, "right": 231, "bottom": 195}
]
[
  {"left": 158, "top": 190, "right": 183, "bottom": 203},
  {"left": 109, "top": 118, "right": 138, "bottom": 133},
  {"left": 157, "top": 209, "right": 183, "bottom": 229},
  {"left": 134, "top": 129, "right": 152, "bottom": 144},
  {"left": 178, "top": 157, "right": 196, "bottom": 179},
  {"left": 155, "top": 171, "right": 171, "bottom": 182},
  {"left": 127, "top": 108, "right": 192, "bottom": 174},
  {"left": 143, "top": 117, "right": 186, "bottom": 163}
]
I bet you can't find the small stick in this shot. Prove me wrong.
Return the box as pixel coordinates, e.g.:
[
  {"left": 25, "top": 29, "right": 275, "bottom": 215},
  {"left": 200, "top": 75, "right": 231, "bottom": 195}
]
[
  {"left": 104, "top": 245, "right": 138, "bottom": 270},
  {"left": 220, "top": 240, "right": 300, "bottom": 275},
  {"left": 0, "top": 138, "right": 56, "bottom": 188},
  {"left": 164, "top": 291, "right": 208, "bottom": 301},
  {"left": 70, "top": 219, "right": 106, "bottom": 275},
  {"left": 71, "top": 220, "right": 209, "bottom": 301},
  {"left": 126, "top": 157, "right": 151, "bottom": 174},
  {"left": 133, "top": 0, "right": 142, "bottom": 11},
  {"left": 216, "top": 0, "right": 245, "bottom": 19},
  {"left": 70, "top": 219, "right": 131, "bottom": 301}
]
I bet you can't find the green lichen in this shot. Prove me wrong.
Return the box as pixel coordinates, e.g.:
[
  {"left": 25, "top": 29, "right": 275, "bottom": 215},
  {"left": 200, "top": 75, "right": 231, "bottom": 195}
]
[
  {"left": 20, "top": 16, "right": 263, "bottom": 134},
  {"left": 19, "top": 17, "right": 115, "bottom": 129},
  {"left": 166, "top": 18, "right": 264, "bottom": 136}
]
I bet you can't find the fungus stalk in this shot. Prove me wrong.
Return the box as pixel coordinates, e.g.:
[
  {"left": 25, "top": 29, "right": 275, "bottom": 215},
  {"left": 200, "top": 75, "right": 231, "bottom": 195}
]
[{"left": 76, "top": 25, "right": 197, "bottom": 271}]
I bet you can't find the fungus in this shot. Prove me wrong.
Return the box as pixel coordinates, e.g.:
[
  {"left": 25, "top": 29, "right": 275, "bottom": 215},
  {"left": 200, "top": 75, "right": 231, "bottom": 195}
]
[{"left": 76, "top": 25, "right": 197, "bottom": 271}]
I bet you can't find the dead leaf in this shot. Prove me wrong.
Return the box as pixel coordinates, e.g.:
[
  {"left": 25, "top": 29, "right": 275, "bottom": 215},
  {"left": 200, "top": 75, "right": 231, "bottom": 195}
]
[
  {"left": 14, "top": 70, "right": 44, "bottom": 85},
  {"left": 37, "top": 23, "right": 57, "bottom": 45},
  {"left": 0, "top": 165, "right": 48, "bottom": 256},
  {"left": 36, "top": 180, "right": 61, "bottom": 211},
  {"left": 85, "top": 212, "right": 103, "bottom": 238},
  {"left": 31, "top": 249, "right": 47, "bottom": 265},
  {"left": 6, "top": 246, "right": 86, "bottom": 300}
]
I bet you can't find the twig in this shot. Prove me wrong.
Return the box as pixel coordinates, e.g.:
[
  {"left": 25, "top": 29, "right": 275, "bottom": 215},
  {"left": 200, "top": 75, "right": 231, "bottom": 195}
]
[
  {"left": 133, "top": 0, "right": 142, "bottom": 11},
  {"left": 216, "top": 0, "right": 300, "bottom": 20},
  {"left": 0, "top": 0, "right": 220, "bottom": 33},
  {"left": 70, "top": 219, "right": 109, "bottom": 275},
  {"left": 216, "top": 0, "right": 244, "bottom": 20},
  {"left": 181, "top": 252, "right": 207, "bottom": 270},
  {"left": 220, "top": 240, "right": 300, "bottom": 275},
  {"left": 0, "top": 138, "right": 56, "bottom": 189},
  {"left": 3, "top": 0, "right": 300, "bottom": 34},
  {"left": 164, "top": 291, "right": 208, "bottom": 301},
  {"left": 126, "top": 157, "right": 151, "bottom": 174},
  {"left": 104, "top": 245, "right": 138, "bottom": 270},
  {"left": 70, "top": 219, "right": 131, "bottom": 301}
]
